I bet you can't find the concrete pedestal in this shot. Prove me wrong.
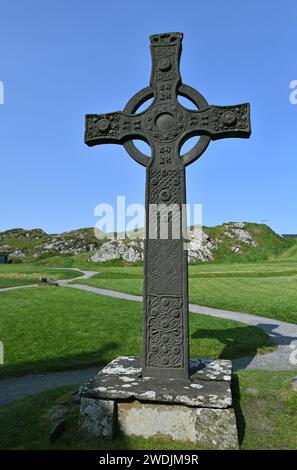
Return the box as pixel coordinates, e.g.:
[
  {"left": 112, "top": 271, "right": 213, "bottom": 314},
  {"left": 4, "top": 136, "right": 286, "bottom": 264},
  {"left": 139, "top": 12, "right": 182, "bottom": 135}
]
[{"left": 79, "top": 356, "right": 239, "bottom": 449}]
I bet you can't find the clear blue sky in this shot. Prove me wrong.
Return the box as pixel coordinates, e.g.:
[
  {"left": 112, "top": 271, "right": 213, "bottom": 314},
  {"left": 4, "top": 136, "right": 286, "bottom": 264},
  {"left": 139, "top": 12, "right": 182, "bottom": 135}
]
[{"left": 0, "top": 0, "right": 296, "bottom": 235}]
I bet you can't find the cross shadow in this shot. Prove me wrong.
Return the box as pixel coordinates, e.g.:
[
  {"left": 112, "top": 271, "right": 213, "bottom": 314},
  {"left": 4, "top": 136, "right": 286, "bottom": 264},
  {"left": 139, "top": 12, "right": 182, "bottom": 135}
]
[
  {"left": 232, "top": 323, "right": 297, "bottom": 370},
  {"left": 255, "top": 323, "right": 297, "bottom": 346},
  {"left": 191, "top": 324, "right": 272, "bottom": 363},
  {"left": 191, "top": 322, "right": 297, "bottom": 368}
]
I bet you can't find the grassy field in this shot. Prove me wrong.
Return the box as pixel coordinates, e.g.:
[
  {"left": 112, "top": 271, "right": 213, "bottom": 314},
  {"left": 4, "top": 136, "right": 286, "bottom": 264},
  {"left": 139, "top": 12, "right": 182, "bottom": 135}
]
[
  {"left": 71, "top": 261, "right": 297, "bottom": 323},
  {"left": 0, "top": 370, "right": 296, "bottom": 450},
  {"left": 0, "top": 265, "right": 82, "bottom": 288},
  {"left": 0, "top": 286, "right": 274, "bottom": 378}
]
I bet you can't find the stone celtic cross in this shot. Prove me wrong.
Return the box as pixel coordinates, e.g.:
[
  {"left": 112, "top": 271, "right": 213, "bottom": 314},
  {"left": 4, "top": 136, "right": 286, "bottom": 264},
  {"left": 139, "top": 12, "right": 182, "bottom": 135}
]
[{"left": 85, "top": 32, "right": 251, "bottom": 381}]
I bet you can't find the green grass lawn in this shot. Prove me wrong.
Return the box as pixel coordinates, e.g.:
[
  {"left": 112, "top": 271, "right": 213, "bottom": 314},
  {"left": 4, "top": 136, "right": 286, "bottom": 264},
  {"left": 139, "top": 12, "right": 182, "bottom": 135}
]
[
  {"left": 236, "top": 370, "right": 297, "bottom": 450},
  {"left": 0, "top": 265, "right": 82, "bottom": 288},
  {"left": 0, "top": 287, "right": 274, "bottom": 378},
  {"left": 71, "top": 261, "right": 297, "bottom": 323},
  {"left": 0, "top": 370, "right": 296, "bottom": 450}
]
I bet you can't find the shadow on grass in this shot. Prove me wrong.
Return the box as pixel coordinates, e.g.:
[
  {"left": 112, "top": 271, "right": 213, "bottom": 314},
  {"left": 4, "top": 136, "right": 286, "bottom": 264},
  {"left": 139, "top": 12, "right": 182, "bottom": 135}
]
[
  {"left": 191, "top": 324, "right": 274, "bottom": 360},
  {"left": 232, "top": 374, "right": 245, "bottom": 446},
  {"left": 0, "top": 341, "right": 120, "bottom": 379}
]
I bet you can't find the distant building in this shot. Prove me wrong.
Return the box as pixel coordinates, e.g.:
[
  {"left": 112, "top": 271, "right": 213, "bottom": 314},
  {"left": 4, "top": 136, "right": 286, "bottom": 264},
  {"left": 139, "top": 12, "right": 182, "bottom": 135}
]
[
  {"left": 0, "top": 252, "right": 9, "bottom": 264},
  {"left": 282, "top": 234, "right": 297, "bottom": 239}
]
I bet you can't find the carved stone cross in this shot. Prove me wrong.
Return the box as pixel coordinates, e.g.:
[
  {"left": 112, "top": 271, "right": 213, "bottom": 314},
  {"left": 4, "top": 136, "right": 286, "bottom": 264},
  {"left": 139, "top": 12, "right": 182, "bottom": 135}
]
[{"left": 85, "top": 32, "right": 251, "bottom": 381}]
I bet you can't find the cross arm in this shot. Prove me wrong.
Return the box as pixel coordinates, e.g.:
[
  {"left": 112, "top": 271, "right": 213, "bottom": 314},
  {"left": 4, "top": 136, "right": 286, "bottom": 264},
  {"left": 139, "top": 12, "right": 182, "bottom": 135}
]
[
  {"left": 85, "top": 112, "right": 146, "bottom": 146},
  {"left": 183, "top": 103, "right": 251, "bottom": 141}
]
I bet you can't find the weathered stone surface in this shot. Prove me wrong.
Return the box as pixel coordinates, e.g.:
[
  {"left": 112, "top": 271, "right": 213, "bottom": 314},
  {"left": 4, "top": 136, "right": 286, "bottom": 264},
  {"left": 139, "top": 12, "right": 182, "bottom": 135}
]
[
  {"left": 195, "top": 408, "right": 239, "bottom": 450},
  {"left": 94, "top": 356, "right": 232, "bottom": 382},
  {"left": 80, "top": 397, "right": 115, "bottom": 439},
  {"left": 79, "top": 357, "right": 238, "bottom": 448},
  {"left": 190, "top": 358, "right": 232, "bottom": 382},
  {"left": 97, "top": 356, "right": 142, "bottom": 377},
  {"left": 80, "top": 356, "right": 232, "bottom": 409},
  {"left": 117, "top": 401, "right": 238, "bottom": 449},
  {"left": 118, "top": 401, "right": 197, "bottom": 443},
  {"left": 80, "top": 375, "right": 231, "bottom": 408},
  {"left": 292, "top": 376, "right": 297, "bottom": 392}
]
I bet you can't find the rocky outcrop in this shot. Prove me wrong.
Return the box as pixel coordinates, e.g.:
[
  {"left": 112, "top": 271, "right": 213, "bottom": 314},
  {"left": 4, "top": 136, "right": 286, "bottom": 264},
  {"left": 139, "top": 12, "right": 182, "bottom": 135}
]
[
  {"left": 187, "top": 229, "right": 217, "bottom": 262},
  {"left": 32, "top": 237, "right": 96, "bottom": 258},
  {"left": 90, "top": 223, "right": 258, "bottom": 264},
  {"left": 223, "top": 222, "right": 257, "bottom": 247},
  {"left": 91, "top": 239, "right": 144, "bottom": 263},
  {"left": 0, "top": 227, "right": 103, "bottom": 260}
]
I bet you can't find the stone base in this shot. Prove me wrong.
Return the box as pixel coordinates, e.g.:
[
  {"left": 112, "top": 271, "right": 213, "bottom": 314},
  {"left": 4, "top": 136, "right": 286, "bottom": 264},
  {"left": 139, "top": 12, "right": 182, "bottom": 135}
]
[{"left": 79, "top": 356, "right": 239, "bottom": 450}]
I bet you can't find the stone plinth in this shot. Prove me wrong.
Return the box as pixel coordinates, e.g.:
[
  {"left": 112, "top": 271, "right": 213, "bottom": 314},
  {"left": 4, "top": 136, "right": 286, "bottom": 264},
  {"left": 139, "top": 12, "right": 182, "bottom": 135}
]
[{"left": 79, "top": 356, "right": 239, "bottom": 450}]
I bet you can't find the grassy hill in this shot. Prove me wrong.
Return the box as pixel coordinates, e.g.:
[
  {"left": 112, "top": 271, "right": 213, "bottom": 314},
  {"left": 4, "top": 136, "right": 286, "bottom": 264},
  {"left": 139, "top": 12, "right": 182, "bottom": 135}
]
[
  {"left": 0, "top": 223, "right": 295, "bottom": 265},
  {"left": 0, "top": 227, "right": 105, "bottom": 263},
  {"left": 272, "top": 242, "right": 297, "bottom": 261},
  {"left": 202, "top": 222, "right": 294, "bottom": 263}
]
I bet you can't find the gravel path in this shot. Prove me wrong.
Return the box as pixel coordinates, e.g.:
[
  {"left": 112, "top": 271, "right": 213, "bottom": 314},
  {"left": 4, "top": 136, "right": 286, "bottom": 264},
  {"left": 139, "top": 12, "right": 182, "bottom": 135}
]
[
  {"left": 0, "top": 268, "right": 296, "bottom": 405},
  {"left": 0, "top": 284, "right": 37, "bottom": 292},
  {"left": 0, "top": 367, "right": 99, "bottom": 406}
]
